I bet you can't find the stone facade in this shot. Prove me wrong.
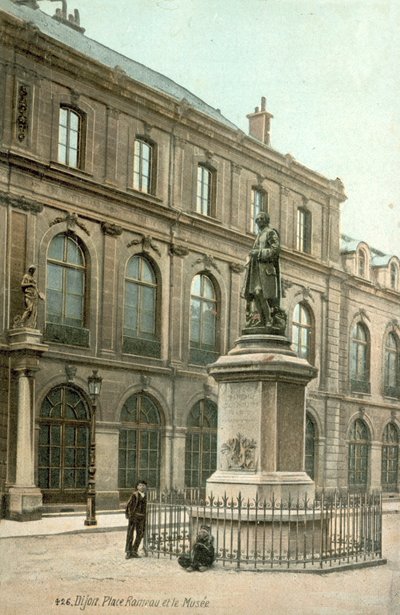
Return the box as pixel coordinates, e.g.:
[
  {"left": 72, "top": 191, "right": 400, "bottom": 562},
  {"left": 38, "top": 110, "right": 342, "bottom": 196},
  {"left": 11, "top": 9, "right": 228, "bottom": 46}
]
[{"left": 0, "top": 1, "right": 398, "bottom": 515}]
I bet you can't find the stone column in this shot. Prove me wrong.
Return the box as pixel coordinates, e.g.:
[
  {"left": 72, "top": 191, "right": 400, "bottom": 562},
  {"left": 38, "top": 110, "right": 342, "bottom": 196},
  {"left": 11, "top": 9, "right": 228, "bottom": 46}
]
[
  {"left": 370, "top": 441, "right": 382, "bottom": 491},
  {"left": 96, "top": 424, "right": 120, "bottom": 510},
  {"left": 7, "top": 328, "right": 48, "bottom": 520}
]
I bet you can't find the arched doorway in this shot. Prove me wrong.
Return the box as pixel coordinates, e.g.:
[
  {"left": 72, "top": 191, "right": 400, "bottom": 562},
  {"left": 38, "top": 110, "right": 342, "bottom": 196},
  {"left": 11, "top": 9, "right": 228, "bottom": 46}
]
[
  {"left": 38, "top": 385, "right": 90, "bottom": 503},
  {"left": 348, "top": 418, "right": 370, "bottom": 491}
]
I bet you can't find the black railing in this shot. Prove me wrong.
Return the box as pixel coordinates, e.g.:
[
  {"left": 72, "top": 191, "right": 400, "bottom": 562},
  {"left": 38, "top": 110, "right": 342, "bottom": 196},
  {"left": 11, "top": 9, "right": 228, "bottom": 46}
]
[{"left": 143, "top": 490, "right": 383, "bottom": 571}]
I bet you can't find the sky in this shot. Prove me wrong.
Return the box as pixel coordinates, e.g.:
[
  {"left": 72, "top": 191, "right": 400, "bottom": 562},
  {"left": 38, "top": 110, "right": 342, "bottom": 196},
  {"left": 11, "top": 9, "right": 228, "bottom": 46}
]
[{"left": 38, "top": 0, "right": 400, "bottom": 256}]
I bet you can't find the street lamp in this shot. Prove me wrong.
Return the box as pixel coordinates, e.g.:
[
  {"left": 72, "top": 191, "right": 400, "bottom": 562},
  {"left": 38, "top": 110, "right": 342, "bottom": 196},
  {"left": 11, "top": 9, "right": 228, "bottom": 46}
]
[{"left": 85, "top": 369, "right": 102, "bottom": 526}]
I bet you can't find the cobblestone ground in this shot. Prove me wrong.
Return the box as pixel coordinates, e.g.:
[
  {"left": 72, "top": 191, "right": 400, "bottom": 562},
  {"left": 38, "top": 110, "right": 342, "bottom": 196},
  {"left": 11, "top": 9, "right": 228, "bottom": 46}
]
[{"left": 0, "top": 515, "right": 399, "bottom": 615}]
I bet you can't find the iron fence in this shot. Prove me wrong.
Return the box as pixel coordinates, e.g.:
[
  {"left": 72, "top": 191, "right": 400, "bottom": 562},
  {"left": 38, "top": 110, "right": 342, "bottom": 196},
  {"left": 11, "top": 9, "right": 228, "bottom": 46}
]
[{"left": 143, "top": 491, "right": 383, "bottom": 571}]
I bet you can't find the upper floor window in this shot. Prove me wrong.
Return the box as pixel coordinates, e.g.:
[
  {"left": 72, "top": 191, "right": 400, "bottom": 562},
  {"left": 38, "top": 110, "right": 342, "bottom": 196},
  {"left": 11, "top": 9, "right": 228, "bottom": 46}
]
[
  {"left": 292, "top": 302, "right": 313, "bottom": 362},
  {"left": 196, "top": 165, "right": 214, "bottom": 216},
  {"left": 133, "top": 138, "right": 154, "bottom": 193},
  {"left": 350, "top": 322, "right": 370, "bottom": 393},
  {"left": 250, "top": 188, "right": 267, "bottom": 233},
  {"left": 384, "top": 332, "right": 400, "bottom": 398},
  {"left": 190, "top": 273, "right": 218, "bottom": 364},
  {"left": 296, "top": 207, "right": 311, "bottom": 253},
  {"left": 390, "top": 263, "right": 399, "bottom": 290},
  {"left": 357, "top": 249, "right": 367, "bottom": 278},
  {"left": 123, "top": 255, "right": 160, "bottom": 357},
  {"left": 46, "top": 233, "right": 86, "bottom": 328},
  {"left": 58, "top": 106, "right": 82, "bottom": 168}
]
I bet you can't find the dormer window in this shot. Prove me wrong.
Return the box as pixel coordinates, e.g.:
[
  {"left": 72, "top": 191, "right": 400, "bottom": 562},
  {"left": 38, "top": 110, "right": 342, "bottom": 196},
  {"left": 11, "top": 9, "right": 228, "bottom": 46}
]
[
  {"left": 390, "top": 262, "right": 399, "bottom": 290},
  {"left": 357, "top": 248, "right": 367, "bottom": 278}
]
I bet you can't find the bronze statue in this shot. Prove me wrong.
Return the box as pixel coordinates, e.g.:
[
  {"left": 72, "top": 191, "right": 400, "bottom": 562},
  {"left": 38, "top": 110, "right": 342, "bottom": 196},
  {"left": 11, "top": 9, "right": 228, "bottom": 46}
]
[
  {"left": 242, "top": 212, "right": 287, "bottom": 335},
  {"left": 13, "top": 265, "right": 44, "bottom": 329}
]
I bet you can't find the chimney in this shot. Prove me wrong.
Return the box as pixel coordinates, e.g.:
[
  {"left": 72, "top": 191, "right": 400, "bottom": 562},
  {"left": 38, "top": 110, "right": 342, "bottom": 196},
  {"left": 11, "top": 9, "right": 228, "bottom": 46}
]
[{"left": 246, "top": 96, "right": 273, "bottom": 145}]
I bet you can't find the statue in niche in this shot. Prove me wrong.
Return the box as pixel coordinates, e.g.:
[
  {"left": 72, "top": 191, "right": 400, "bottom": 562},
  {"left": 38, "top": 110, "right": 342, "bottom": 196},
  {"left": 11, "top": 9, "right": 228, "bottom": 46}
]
[
  {"left": 242, "top": 211, "right": 287, "bottom": 335},
  {"left": 13, "top": 265, "right": 44, "bottom": 329}
]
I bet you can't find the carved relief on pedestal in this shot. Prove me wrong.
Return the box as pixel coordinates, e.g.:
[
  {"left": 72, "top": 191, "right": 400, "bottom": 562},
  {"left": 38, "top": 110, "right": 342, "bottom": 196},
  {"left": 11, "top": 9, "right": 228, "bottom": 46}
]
[{"left": 221, "top": 433, "right": 257, "bottom": 471}]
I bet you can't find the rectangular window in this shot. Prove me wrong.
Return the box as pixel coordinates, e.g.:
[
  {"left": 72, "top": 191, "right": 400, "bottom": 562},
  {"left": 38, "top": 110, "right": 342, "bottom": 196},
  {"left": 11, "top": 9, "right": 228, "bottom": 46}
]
[
  {"left": 250, "top": 188, "right": 266, "bottom": 232},
  {"left": 133, "top": 139, "right": 153, "bottom": 193},
  {"left": 58, "top": 107, "right": 81, "bottom": 168},
  {"left": 296, "top": 208, "right": 312, "bottom": 253},
  {"left": 196, "top": 165, "right": 213, "bottom": 216}
]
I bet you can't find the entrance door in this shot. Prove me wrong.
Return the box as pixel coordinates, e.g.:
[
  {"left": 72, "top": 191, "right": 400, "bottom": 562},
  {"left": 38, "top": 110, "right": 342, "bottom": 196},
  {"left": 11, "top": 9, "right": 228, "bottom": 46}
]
[{"left": 38, "top": 385, "right": 90, "bottom": 503}]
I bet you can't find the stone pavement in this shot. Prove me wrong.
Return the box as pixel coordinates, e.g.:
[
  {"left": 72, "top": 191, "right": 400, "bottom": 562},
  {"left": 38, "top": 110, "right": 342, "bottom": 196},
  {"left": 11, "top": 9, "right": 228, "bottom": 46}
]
[{"left": 0, "top": 507, "right": 399, "bottom": 615}]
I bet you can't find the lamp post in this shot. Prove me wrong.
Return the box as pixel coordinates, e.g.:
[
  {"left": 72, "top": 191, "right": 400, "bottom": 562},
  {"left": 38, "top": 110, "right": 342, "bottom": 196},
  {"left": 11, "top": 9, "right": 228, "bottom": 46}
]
[{"left": 85, "top": 369, "right": 102, "bottom": 526}]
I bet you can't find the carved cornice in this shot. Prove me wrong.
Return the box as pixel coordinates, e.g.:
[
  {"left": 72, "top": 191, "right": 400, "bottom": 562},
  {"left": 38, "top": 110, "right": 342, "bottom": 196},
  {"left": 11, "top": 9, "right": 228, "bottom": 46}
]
[
  {"left": 192, "top": 254, "right": 221, "bottom": 273},
  {"left": 169, "top": 243, "right": 189, "bottom": 257},
  {"left": 101, "top": 221, "right": 122, "bottom": 237},
  {"left": 49, "top": 211, "right": 90, "bottom": 235},
  {"left": 294, "top": 286, "right": 314, "bottom": 302},
  {"left": 229, "top": 262, "right": 244, "bottom": 274},
  {"left": 0, "top": 192, "right": 43, "bottom": 214},
  {"left": 127, "top": 234, "right": 161, "bottom": 256}
]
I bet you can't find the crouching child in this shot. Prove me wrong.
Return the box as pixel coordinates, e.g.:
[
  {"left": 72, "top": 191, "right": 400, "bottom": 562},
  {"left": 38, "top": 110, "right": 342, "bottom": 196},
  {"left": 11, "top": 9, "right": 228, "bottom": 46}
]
[{"left": 178, "top": 524, "right": 215, "bottom": 572}]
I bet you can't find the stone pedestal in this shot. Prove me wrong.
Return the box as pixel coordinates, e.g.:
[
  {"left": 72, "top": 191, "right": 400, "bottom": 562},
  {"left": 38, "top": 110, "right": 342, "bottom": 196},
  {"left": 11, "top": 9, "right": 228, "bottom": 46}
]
[
  {"left": 206, "top": 334, "right": 318, "bottom": 502},
  {"left": 6, "top": 328, "right": 48, "bottom": 521}
]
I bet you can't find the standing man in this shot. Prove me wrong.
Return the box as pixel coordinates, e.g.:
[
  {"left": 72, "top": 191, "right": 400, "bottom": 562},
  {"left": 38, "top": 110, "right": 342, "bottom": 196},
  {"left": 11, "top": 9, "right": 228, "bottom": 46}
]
[
  {"left": 125, "top": 480, "right": 147, "bottom": 559},
  {"left": 242, "top": 211, "right": 285, "bottom": 333}
]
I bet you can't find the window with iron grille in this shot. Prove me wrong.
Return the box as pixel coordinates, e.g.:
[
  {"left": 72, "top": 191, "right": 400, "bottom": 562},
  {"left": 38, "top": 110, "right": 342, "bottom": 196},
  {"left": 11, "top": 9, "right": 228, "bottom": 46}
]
[
  {"left": 296, "top": 207, "right": 311, "bottom": 253},
  {"left": 348, "top": 418, "right": 370, "bottom": 490},
  {"left": 190, "top": 273, "right": 218, "bottom": 364},
  {"left": 123, "top": 255, "right": 160, "bottom": 356},
  {"left": 305, "top": 414, "right": 316, "bottom": 480},
  {"left": 196, "top": 165, "right": 214, "bottom": 216},
  {"left": 350, "top": 322, "right": 370, "bottom": 393},
  {"left": 292, "top": 302, "right": 313, "bottom": 362},
  {"left": 118, "top": 393, "right": 161, "bottom": 490},
  {"left": 384, "top": 332, "right": 400, "bottom": 398},
  {"left": 38, "top": 386, "right": 90, "bottom": 503},
  {"left": 381, "top": 423, "right": 399, "bottom": 492},
  {"left": 133, "top": 138, "right": 154, "bottom": 193},
  {"left": 58, "top": 106, "right": 82, "bottom": 168},
  {"left": 185, "top": 399, "right": 218, "bottom": 488},
  {"left": 46, "top": 233, "right": 86, "bottom": 328}
]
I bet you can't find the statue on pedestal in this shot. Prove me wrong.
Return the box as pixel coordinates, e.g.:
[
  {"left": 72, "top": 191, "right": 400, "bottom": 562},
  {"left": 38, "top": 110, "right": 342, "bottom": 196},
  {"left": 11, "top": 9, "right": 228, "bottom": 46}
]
[
  {"left": 242, "top": 212, "right": 287, "bottom": 335},
  {"left": 13, "top": 265, "right": 44, "bottom": 329}
]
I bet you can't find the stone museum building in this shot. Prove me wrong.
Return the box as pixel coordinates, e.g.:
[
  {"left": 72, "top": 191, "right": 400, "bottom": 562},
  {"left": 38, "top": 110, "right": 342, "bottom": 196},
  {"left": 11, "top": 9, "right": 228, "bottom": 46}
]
[{"left": 0, "top": 0, "right": 399, "bottom": 518}]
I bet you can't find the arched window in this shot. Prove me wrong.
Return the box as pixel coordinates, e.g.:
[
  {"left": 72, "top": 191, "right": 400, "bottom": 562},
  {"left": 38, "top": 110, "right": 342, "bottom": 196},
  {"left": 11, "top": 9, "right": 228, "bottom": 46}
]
[
  {"left": 118, "top": 393, "right": 162, "bottom": 491},
  {"left": 133, "top": 138, "right": 154, "bottom": 193},
  {"left": 185, "top": 399, "right": 218, "bottom": 489},
  {"left": 292, "top": 303, "right": 313, "bottom": 362},
  {"left": 296, "top": 207, "right": 311, "bottom": 253},
  {"left": 350, "top": 322, "right": 370, "bottom": 393},
  {"left": 46, "top": 233, "right": 88, "bottom": 345},
  {"left": 348, "top": 418, "right": 370, "bottom": 490},
  {"left": 250, "top": 188, "right": 267, "bottom": 233},
  {"left": 390, "top": 263, "right": 399, "bottom": 290},
  {"left": 190, "top": 273, "right": 218, "bottom": 364},
  {"left": 357, "top": 249, "right": 367, "bottom": 278},
  {"left": 196, "top": 164, "right": 215, "bottom": 216},
  {"left": 381, "top": 423, "right": 399, "bottom": 492},
  {"left": 384, "top": 333, "right": 400, "bottom": 398},
  {"left": 305, "top": 414, "right": 316, "bottom": 480},
  {"left": 58, "top": 106, "right": 83, "bottom": 168},
  {"left": 38, "top": 385, "right": 90, "bottom": 503},
  {"left": 123, "top": 255, "right": 160, "bottom": 356}
]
